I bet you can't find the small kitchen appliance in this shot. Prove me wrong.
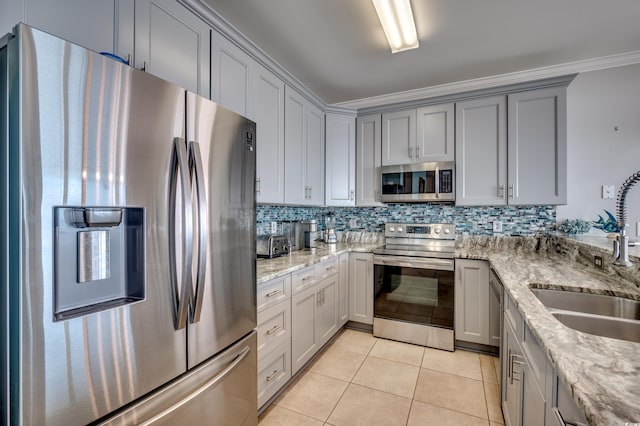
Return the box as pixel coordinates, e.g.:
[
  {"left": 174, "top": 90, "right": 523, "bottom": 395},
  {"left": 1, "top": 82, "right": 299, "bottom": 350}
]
[
  {"left": 256, "top": 235, "right": 290, "bottom": 258},
  {"left": 324, "top": 213, "right": 337, "bottom": 244},
  {"left": 300, "top": 220, "right": 318, "bottom": 249}
]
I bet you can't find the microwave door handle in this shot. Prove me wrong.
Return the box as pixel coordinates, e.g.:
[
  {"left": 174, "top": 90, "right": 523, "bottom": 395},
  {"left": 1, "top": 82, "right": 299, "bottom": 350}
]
[
  {"left": 189, "top": 141, "right": 208, "bottom": 323},
  {"left": 435, "top": 166, "right": 440, "bottom": 199},
  {"left": 169, "top": 137, "right": 194, "bottom": 330}
]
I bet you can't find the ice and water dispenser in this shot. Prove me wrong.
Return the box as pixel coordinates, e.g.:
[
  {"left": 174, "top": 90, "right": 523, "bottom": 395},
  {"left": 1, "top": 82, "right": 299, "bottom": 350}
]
[{"left": 54, "top": 206, "right": 145, "bottom": 320}]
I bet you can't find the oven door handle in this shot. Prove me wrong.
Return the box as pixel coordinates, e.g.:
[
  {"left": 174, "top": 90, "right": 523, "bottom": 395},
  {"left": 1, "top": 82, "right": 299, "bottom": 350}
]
[{"left": 373, "top": 255, "right": 454, "bottom": 271}]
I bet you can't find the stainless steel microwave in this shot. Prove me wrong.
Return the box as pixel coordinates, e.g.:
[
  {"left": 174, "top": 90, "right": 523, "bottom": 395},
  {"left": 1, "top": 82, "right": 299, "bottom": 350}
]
[{"left": 380, "top": 161, "right": 455, "bottom": 203}]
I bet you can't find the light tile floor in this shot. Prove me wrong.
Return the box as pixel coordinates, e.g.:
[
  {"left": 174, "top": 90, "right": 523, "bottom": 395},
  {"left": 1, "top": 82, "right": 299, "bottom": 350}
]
[{"left": 259, "top": 329, "right": 505, "bottom": 426}]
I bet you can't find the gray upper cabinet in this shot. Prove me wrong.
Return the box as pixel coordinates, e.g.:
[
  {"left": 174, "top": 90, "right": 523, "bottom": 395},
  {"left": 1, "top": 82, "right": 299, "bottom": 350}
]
[
  {"left": 24, "top": 0, "right": 134, "bottom": 59},
  {"left": 456, "top": 96, "right": 508, "bottom": 206},
  {"left": 253, "top": 63, "right": 286, "bottom": 204},
  {"left": 356, "top": 114, "right": 383, "bottom": 206},
  {"left": 135, "top": 0, "right": 211, "bottom": 97},
  {"left": 508, "top": 87, "right": 567, "bottom": 205},
  {"left": 381, "top": 109, "right": 416, "bottom": 166},
  {"left": 325, "top": 113, "right": 356, "bottom": 206},
  {"left": 284, "top": 87, "right": 325, "bottom": 205},
  {"left": 416, "top": 103, "right": 455, "bottom": 162},
  {"left": 211, "top": 31, "right": 252, "bottom": 117},
  {"left": 456, "top": 87, "right": 567, "bottom": 206}
]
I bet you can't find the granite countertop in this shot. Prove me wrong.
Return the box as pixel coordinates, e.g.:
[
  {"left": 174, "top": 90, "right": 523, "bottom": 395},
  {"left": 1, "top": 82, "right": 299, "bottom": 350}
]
[
  {"left": 457, "top": 239, "right": 640, "bottom": 426},
  {"left": 256, "top": 242, "right": 380, "bottom": 283},
  {"left": 256, "top": 236, "right": 640, "bottom": 425}
]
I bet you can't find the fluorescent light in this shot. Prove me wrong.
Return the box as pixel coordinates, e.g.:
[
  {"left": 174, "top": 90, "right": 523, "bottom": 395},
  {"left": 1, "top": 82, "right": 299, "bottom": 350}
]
[{"left": 372, "top": 0, "right": 419, "bottom": 53}]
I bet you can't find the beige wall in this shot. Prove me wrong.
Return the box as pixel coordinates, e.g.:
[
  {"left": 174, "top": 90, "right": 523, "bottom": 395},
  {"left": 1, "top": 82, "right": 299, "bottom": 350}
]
[{"left": 557, "top": 63, "right": 640, "bottom": 236}]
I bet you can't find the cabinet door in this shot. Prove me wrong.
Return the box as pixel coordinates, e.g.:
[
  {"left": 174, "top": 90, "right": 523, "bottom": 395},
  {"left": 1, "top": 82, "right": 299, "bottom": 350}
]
[
  {"left": 416, "top": 103, "right": 455, "bottom": 162},
  {"left": 284, "top": 87, "right": 308, "bottom": 205},
  {"left": 455, "top": 96, "right": 507, "bottom": 206},
  {"left": 382, "top": 109, "right": 416, "bottom": 166},
  {"left": 211, "top": 31, "right": 251, "bottom": 117},
  {"left": 489, "top": 279, "right": 501, "bottom": 347},
  {"left": 253, "top": 64, "right": 285, "bottom": 204},
  {"left": 135, "top": 0, "right": 211, "bottom": 97},
  {"left": 306, "top": 103, "right": 325, "bottom": 205},
  {"left": 338, "top": 253, "right": 349, "bottom": 327},
  {"left": 455, "top": 259, "right": 490, "bottom": 345},
  {"left": 522, "top": 363, "right": 546, "bottom": 426},
  {"left": 25, "top": 0, "right": 134, "bottom": 59},
  {"left": 508, "top": 87, "right": 567, "bottom": 205},
  {"left": 349, "top": 253, "right": 373, "bottom": 324},
  {"left": 356, "top": 114, "right": 383, "bottom": 206},
  {"left": 502, "top": 320, "right": 524, "bottom": 426},
  {"left": 291, "top": 284, "right": 318, "bottom": 374},
  {"left": 326, "top": 113, "right": 356, "bottom": 206},
  {"left": 316, "top": 276, "right": 338, "bottom": 347}
]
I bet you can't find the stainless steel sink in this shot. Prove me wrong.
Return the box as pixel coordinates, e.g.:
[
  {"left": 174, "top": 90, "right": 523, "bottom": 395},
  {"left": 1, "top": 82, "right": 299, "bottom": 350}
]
[
  {"left": 530, "top": 288, "right": 640, "bottom": 343},
  {"left": 530, "top": 288, "right": 640, "bottom": 320},
  {"left": 551, "top": 312, "right": 640, "bottom": 343}
]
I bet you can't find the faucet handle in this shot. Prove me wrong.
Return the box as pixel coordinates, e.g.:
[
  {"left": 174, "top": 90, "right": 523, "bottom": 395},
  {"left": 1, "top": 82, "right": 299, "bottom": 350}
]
[{"left": 612, "top": 237, "right": 620, "bottom": 260}]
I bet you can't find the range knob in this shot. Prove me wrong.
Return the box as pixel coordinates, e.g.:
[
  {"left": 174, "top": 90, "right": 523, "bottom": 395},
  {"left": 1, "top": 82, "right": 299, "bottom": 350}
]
[
  {"left": 434, "top": 228, "right": 441, "bottom": 234},
  {"left": 444, "top": 228, "right": 450, "bottom": 234},
  {"left": 389, "top": 226, "right": 395, "bottom": 232},
  {"left": 397, "top": 226, "right": 403, "bottom": 233}
]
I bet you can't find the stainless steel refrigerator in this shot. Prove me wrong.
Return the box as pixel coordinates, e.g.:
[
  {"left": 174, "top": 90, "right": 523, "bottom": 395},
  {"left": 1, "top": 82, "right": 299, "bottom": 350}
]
[{"left": 1, "top": 24, "right": 257, "bottom": 425}]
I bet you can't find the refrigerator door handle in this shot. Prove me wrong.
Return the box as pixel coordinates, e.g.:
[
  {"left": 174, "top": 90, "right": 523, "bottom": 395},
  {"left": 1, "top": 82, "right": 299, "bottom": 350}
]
[
  {"left": 138, "top": 346, "right": 251, "bottom": 426},
  {"left": 189, "top": 141, "right": 208, "bottom": 323},
  {"left": 169, "top": 137, "right": 194, "bottom": 330}
]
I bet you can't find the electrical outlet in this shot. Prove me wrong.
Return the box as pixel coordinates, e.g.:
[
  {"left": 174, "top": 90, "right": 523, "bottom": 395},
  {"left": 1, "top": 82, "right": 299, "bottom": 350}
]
[
  {"left": 349, "top": 218, "right": 358, "bottom": 228},
  {"left": 602, "top": 185, "right": 615, "bottom": 199},
  {"left": 493, "top": 221, "right": 503, "bottom": 233},
  {"left": 270, "top": 221, "right": 278, "bottom": 234}
]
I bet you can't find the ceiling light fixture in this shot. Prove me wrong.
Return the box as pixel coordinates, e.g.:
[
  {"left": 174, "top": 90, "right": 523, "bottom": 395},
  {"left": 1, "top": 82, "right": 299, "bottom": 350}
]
[{"left": 372, "top": 0, "right": 419, "bottom": 53}]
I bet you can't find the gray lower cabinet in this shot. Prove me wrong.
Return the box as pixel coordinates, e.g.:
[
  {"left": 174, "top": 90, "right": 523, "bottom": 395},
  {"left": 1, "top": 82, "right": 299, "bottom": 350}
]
[
  {"left": 455, "top": 259, "right": 491, "bottom": 345},
  {"left": 501, "top": 289, "right": 587, "bottom": 426},
  {"left": 338, "top": 253, "right": 350, "bottom": 327},
  {"left": 348, "top": 253, "right": 373, "bottom": 325},
  {"left": 257, "top": 275, "right": 292, "bottom": 408}
]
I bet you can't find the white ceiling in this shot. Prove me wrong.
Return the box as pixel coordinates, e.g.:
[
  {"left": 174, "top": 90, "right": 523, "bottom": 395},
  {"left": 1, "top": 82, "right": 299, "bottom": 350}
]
[{"left": 202, "top": 0, "right": 640, "bottom": 106}]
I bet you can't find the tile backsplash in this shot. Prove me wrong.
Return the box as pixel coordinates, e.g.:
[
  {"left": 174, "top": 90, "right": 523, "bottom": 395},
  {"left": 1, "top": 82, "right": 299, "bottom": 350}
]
[{"left": 257, "top": 204, "right": 556, "bottom": 236}]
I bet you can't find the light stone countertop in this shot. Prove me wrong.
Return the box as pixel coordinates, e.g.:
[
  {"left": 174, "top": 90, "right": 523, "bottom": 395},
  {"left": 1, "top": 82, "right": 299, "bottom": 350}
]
[{"left": 256, "top": 236, "right": 640, "bottom": 425}]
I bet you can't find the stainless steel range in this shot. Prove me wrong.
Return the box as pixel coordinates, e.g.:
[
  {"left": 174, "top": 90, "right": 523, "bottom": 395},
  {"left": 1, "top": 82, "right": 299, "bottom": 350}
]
[{"left": 373, "top": 223, "right": 455, "bottom": 351}]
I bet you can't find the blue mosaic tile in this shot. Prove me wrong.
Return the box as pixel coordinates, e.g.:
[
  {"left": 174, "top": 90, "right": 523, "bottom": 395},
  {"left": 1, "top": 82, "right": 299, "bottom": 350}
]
[{"left": 257, "top": 203, "right": 556, "bottom": 236}]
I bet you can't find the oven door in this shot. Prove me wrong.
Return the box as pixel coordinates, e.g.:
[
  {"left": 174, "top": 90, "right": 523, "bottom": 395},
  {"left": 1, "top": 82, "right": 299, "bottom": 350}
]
[{"left": 373, "top": 255, "right": 455, "bottom": 330}]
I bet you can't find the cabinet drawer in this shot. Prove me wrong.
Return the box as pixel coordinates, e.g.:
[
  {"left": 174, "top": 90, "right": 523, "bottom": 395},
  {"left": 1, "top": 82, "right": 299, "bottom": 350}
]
[
  {"left": 257, "top": 299, "right": 291, "bottom": 357},
  {"left": 504, "top": 290, "right": 524, "bottom": 340},
  {"left": 291, "top": 265, "right": 317, "bottom": 294},
  {"left": 316, "top": 257, "right": 338, "bottom": 281},
  {"left": 522, "top": 323, "right": 547, "bottom": 392},
  {"left": 257, "top": 275, "right": 291, "bottom": 313},
  {"left": 257, "top": 339, "right": 291, "bottom": 408}
]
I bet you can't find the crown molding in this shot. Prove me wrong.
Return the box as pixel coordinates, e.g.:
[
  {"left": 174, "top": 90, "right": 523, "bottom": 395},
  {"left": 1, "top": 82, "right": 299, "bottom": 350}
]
[
  {"left": 333, "top": 50, "right": 640, "bottom": 110},
  {"left": 179, "top": 0, "right": 331, "bottom": 111}
]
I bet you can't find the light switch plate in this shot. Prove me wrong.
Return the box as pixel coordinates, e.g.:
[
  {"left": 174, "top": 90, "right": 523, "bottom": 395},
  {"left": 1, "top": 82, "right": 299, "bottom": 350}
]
[
  {"left": 493, "top": 221, "right": 503, "bottom": 233},
  {"left": 602, "top": 185, "right": 615, "bottom": 199},
  {"left": 270, "top": 222, "right": 277, "bottom": 234}
]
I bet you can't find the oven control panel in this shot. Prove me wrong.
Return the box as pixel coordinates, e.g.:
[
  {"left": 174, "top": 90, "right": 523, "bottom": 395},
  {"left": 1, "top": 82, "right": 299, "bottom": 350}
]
[{"left": 384, "top": 223, "right": 455, "bottom": 239}]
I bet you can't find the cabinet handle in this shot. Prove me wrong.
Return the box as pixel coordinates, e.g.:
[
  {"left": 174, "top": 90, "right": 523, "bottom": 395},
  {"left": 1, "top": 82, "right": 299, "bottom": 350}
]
[
  {"left": 126, "top": 53, "right": 132, "bottom": 66},
  {"left": 309, "top": 186, "right": 312, "bottom": 199},
  {"left": 256, "top": 177, "right": 261, "bottom": 195},
  {"left": 266, "top": 324, "right": 282, "bottom": 335},
  {"left": 408, "top": 146, "right": 413, "bottom": 158},
  {"left": 322, "top": 289, "right": 325, "bottom": 304},
  {"left": 509, "top": 352, "right": 525, "bottom": 384},
  {"left": 350, "top": 190, "right": 354, "bottom": 201},
  {"left": 508, "top": 184, "right": 514, "bottom": 199},
  {"left": 140, "top": 61, "right": 147, "bottom": 72},
  {"left": 498, "top": 184, "right": 505, "bottom": 198},
  {"left": 325, "top": 266, "right": 336, "bottom": 272},
  {"left": 302, "top": 275, "right": 313, "bottom": 282},
  {"left": 266, "top": 289, "right": 283, "bottom": 297},
  {"left": 266, "top": 369, "right": 282, "bottom": 382}
]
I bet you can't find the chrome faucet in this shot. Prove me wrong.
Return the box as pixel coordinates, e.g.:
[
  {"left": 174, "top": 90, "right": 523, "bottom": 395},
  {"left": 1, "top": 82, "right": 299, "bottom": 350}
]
[{"left": 614, "top": 170, "right": 640, "bottom": 267}]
